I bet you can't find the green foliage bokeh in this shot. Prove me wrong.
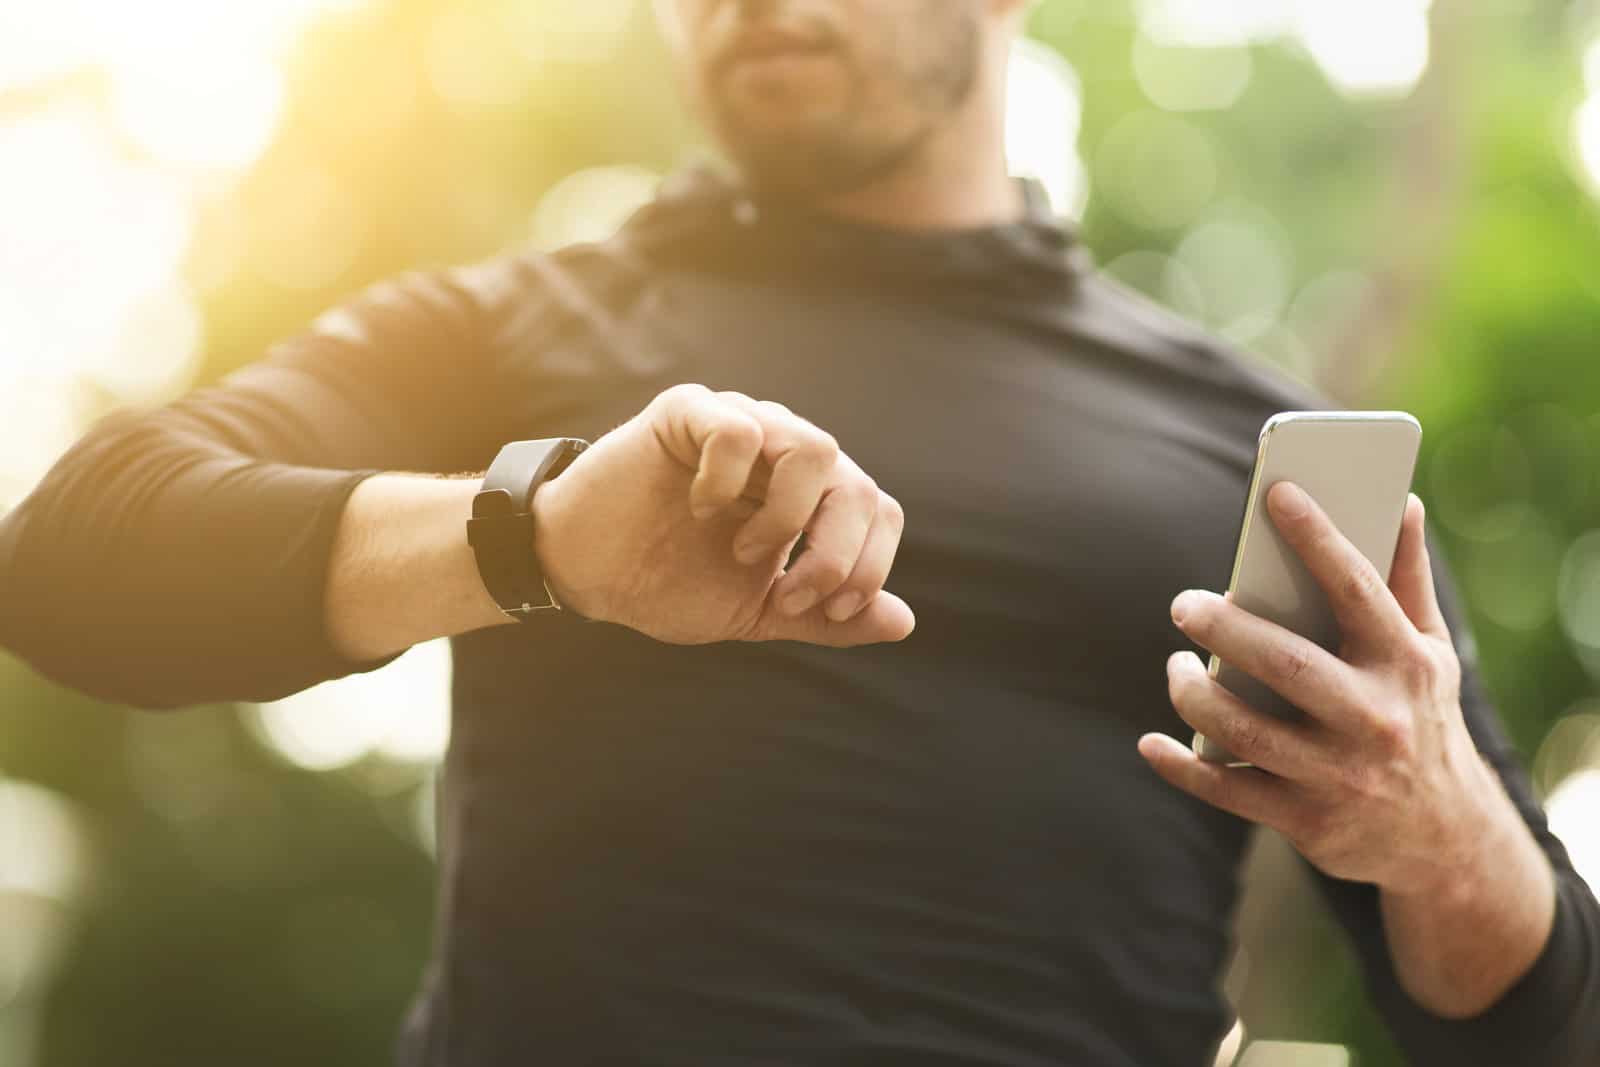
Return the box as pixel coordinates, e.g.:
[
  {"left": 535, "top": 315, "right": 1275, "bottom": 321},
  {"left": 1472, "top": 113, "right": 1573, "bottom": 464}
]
[{"left": 4, "top": 2, "right": 1599, "bottom": 1065}]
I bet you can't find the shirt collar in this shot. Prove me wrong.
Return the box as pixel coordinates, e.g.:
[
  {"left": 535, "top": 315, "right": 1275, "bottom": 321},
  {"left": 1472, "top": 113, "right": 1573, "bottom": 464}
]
[{"left": 621, "top": 166, "right": 1091, "bottom": 298}]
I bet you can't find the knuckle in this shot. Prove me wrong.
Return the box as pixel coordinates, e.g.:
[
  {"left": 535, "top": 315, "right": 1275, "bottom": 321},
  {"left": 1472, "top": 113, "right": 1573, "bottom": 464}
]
[
  {"left": 880, "top": 493, "right": 906, "bottom": 529},
  {"left": 1398, "top": 644, "right": 1440, "bottom": 693},
  {"left": 660, "top": 382, "right": 709, "bottom": 407},
  {"left": 1367, "top": 711, "right": 1413, "bottom": 758},
  {"left": 844, "top": 476, "right": 879, "bottom": 511},
  {"left": 1270, "top": 642, "right": 1313, "bottom": 685},
  {"left": 1224, "top": 715, "right": 1268, "bottom": 760},
  {"left": 716, "top": 413, "right": 763, "bottom": 451},
  {"left": 1289, "top": 808, "right": 1331, "bottom": 852},
  {"left": 807, "top": 430, "right": 841, "bottom": 465},
  {"left": 1430, "top": 640, "right": 1460, "bottom": 682},
  {"left": 1339, "top": 564, "right": 1383, "bottom": 608},
  {"left": 1435, "top": 647, "right": 1462, "bottom": 690},
  {"left": 763, "top": 514, "right": 806, "bottom": 542},
  {"left": 807, "top": 555, "right": 851, "bottom": 590},
  {"left": 756, "top": 399, "right": 793, "bottom": 418},
  {"left": 1338, "top": 759, "right": 1377, "bottom": 800}
]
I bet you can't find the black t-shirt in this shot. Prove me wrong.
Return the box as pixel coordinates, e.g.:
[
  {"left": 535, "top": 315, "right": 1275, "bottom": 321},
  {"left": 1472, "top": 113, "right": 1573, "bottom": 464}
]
[{"left": 2, "top": 173, "right": 1596, "bottom": 1066}]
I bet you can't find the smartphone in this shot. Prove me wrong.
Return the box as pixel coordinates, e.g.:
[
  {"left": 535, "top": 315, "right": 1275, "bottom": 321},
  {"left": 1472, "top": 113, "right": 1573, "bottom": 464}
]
[{"left": 1192, "top": 411, "right": 1422, "bottom": 765}]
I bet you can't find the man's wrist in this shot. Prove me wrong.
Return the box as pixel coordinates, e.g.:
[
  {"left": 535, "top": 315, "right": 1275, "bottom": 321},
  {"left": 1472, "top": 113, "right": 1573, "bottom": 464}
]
[
  {"left": 530, "top": 476, "right": 588, "bottom": 620},
  {"left": 1390, "top": 753, "right": 1541, "bottom": 903},
  {"left": 1377, "top": 753, "right": 1558, "bottom": 1018},
  {"left": 468, "top": 438, "right": 590, "bottom": 620}
]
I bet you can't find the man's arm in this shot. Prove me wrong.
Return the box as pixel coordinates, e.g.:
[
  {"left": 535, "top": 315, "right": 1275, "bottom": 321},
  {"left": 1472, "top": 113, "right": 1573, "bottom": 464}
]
[
  {"left": 0, "top": 267, "right": 514, "bottom": 707},
  {"left": 0, "top": 251, "right": 913, "bottom": 704},
  {"left": 325, "top": 386, "right": 914, "bottom": 663},
  {"left": 1375, "top": 755, "right": 1553, "bottom": 1019},
  {"left": 1141, "top": 485, "right": 1600, "bottom": 1064},
  {"left": 324, "top": 475, "right": 507, "bottom": 662}
]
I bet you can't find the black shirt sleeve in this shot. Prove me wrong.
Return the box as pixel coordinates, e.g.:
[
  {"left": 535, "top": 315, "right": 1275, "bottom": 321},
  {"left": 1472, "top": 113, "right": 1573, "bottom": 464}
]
[
  {"left": 0, "top": 264, "right": 526, "bottom": 709},
  {"left": 1305, "top": 540, "right": 1600, "bottom": 1065}
]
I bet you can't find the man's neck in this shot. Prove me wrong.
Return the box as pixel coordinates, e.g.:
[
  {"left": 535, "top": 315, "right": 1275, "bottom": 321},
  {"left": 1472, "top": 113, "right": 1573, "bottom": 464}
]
[{"left": 815, "top": 145, "right": 1022, "bottom": 232}]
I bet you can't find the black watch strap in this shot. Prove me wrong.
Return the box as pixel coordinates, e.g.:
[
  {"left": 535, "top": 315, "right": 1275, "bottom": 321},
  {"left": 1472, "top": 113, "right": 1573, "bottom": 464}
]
[{"left": 467, "top": 438, "right": 589, "bottom": 620}]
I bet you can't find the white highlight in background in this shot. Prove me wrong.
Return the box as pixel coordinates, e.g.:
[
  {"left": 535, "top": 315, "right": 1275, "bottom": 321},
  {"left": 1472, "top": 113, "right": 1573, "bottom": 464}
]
[
  {"left": 111, "top": 55, "right": 286, "bottom": 172},
  {"left": 1136, "top": 0, "right": 1434, "bottom": 101},
  {"left": 252, "top": 638, "right": 453, "bottom": 772},
  {"left": 531, "top": 166, "right": 663, "bottom": 251},
  {"left": 1006, "top": 38, "right": 1090, "bottom": 219},
  {"left": 1297, "top": 0, "right": 1432, "bottom": 99},
  {"left": 1548, "top": 770, "right": 1600, "bottom": 894},
  {"left": 0, "top": 780, "right": 86, "bottom": 902},
  {"left": 1137, "top": 0, "right": 1292, "bottom": 48},
  {"left": 1575, "top": 94, "right": 1600, "bottom": 195},
  {"left": 1235, "top": 1042, "right": 1350, "bottom": 1067}
]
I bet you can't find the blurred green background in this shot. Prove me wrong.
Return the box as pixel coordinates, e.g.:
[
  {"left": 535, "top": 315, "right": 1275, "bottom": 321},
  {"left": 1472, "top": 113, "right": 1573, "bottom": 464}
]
[{"left": 3, "top": 1, "right": 1600, "bottom": 1065}]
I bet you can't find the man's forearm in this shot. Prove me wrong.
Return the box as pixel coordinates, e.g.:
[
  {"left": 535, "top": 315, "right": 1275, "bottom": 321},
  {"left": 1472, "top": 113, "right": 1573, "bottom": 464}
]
[
  {"left": 325, "top": 474, "right": 513, "bottom": 662},
  {"left": 1378, "top": 757, "right": 1557, "bottom": 1020},
  {"left": 324, "top": 386, "right": 919, "bottom": 664}
]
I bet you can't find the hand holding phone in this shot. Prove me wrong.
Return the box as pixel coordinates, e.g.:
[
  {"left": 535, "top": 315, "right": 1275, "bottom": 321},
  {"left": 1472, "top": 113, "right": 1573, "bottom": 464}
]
[{"left": 1193, "top": 412, "right": 1422, "bottom": 764}]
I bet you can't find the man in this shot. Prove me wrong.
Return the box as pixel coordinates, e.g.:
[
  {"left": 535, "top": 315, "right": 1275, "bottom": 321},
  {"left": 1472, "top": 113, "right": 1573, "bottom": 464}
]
[{"left": 1, "top": 0, "right": 1595, "bottom": 1063}]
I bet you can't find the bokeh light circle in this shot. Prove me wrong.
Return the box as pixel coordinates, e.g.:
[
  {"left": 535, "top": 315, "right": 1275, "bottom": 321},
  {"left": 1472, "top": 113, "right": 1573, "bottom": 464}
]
[
  {"left": 1297, "top": 1, "right": 1432, "bottom": 100},
  {"left": 1461, "top": 511, "right": 1565, "bottom": 633},
  {"left": 1103, "top": 250, "right": 1205, "bottom": 318},
  {"left": 424, "top": 7, "right": 539, "bottom": 113},
  {"left": 0, "top": 777, "right": 89, "bottom": 1014},
  {"left": 1136, "top": 0, "right": 1290, "bottom": 49},
  {"left": 0, "top": 779, "right": 87, "bottom": 902},
  {"left": 1548, "top": 769, "right": 1600, "bottom": 893},
  {"left": 247, "top": 165, "right": 369, "bottom": 293},
  {"left": 112, "top": 56, "right": 286, "bottom": 172},
  {"left": 1558, "top": 531, "right": 1600, "bottom": 676},
  {"left": 1574, "top": 95, "right": 1600, "bottom": 196},
  {"left": 532, "top": 166, "right": 663, "bottom": 251},
  {"left": 1132, "top": 33, "right": 1253, "bottom": 113},
  {"left": 1172, "top": 211, "right": 1293, "bottom": 344},
  {"left": 1429, "top": 424, "right": 1534, "bottom": 543},
  {"left": 1006, "top": 38, "right": 1090, "bottom": 218},
  {"left": 251, "top": 639, "right": 452, "bottom": 774},
  {"left": 1095, "top": 111, "right": 1220, "bottom": 231},
  {"left": 1534, "top": 709, "right": 1600, "bottom": 801}
]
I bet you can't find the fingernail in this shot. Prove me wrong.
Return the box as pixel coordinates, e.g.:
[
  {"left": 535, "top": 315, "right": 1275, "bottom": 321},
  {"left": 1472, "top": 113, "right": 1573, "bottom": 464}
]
[
  {"left": 1166, "top": 650, "right": 1189, "bottom": 674},
  {"left": 1273, "top": 482, "right": 1309, "bottom": 519},
  {"left": 1171, "top": 591, "right": 1197, "bottom": 625},
  {"left": 1137, "top": 733, "right": 1183, "bottom": 765},
  {"left": 782, "top": 586, "right": 818, "bottom": 616},
  {"left": 826, "top": 592, "right": 862, "bottom": 622}
]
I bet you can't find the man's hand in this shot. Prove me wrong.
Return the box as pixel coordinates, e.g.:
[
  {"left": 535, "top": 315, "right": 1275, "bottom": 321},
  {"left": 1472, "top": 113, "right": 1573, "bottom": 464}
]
[
  {"left": 532, "top": 384, "right": 915, "bottom": 647},
  {"left": 1137, "top": 482, "right": 1555, "bottom": 1016},
  {"left": 1141, "top": 482, "right": 1488, "bottom": 893}
]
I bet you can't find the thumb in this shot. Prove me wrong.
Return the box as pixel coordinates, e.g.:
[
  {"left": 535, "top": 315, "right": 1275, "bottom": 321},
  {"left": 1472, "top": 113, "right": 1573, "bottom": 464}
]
[
  {"left": 755, "top": 591, "right": 916, "bottom": 648},
  {"left": 1388, "top": 494, "right": 1449, "bottom": 640}
]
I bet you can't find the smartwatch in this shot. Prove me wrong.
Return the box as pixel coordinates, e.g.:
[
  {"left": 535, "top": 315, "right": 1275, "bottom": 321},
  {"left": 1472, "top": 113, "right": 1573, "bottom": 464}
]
[{"left": 467, "top": 438, "right": 589, "bottom": 620}]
